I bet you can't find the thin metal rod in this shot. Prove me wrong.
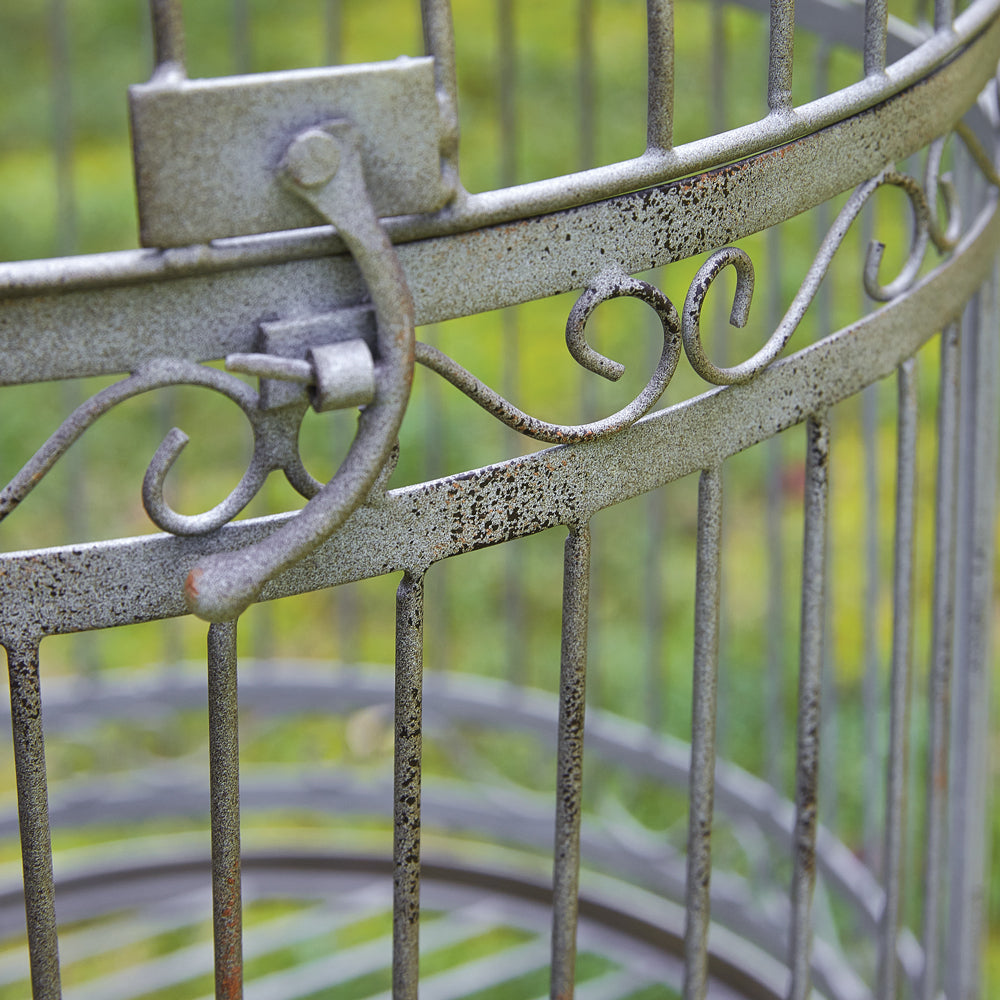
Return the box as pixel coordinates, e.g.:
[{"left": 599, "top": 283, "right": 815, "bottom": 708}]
[
  {"left": 934, "top": 0, "right": 955, "bottom": 30},
  {"left": 787, "top": 415, "right": 829, "bottom": 1000},
  {"left": 499, "top": 0, "right": 518, "bottom": 191},
  {"left": 709, "top": 0, "right": 725, "bottom": 135},
  {"left": 149, "top": 0, "right": 186, "bottom": 77},
  {"left": 764, "top": 222, "right": 785, "bottom": 793},
  {"left": 499, "top": 0, "right": 523, "bottom": 683},
  {"left": 550, "top": 525, "right": 591, "bottom": 1000},
  {"left": 393, "top": 572, "right": 425, "bottom": 1000},
  {"left": 682, "top": 466, "right": 722, "bottom": 1000},
  {"left": 875, "top": 358, "right": 917, "bottom": 998},
  {"left": 767, "top": 0, "right": 795, "bottom": 114},
  {"left": 946, "top": 274, "right": 999, "bottom": 999},
  {"left": 231, "top": 0, "right": 251, "bottom": 74},
  {"left": 579, "top": 0, "right": 596, "bottom": 169},
  {"left": 919, "top": 322, "right": 960, "bottom": 1000},
  {"left": 208, "top": 621, "right": 242, "bottom": 1000},
  {"left": 49, "top": 0, "right": 75, "bottom": 256},
  {"left": 861, "top": 267, "right": 882, "bottom": 874},
  {"left": 421, "top": 0, "right": 461, "bottom": 187},
  {"left": 324, "top": 0, "right": 343, "bottom": 64},
  {"left": 864, "top": 0, "right": 889, "bottom": 76},
  {"left": 646, "top": 0, "right": 675, "bottom": 151},
  {"left": 5, "top": 639, "right": 61, "bottom": 1000}
]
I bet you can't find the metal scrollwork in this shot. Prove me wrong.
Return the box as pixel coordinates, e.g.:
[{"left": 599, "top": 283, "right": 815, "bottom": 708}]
[
  {"left": 415, "top": 268, "right": 682, "bottom": 444},
  {"left": 0, "top": 359, "right": 272, "bottom": 533},
  {"left": 682, "top": 168, "right": 939, "bottom": 385}
]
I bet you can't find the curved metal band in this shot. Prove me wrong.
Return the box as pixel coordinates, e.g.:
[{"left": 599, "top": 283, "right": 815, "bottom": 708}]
[{"left": 2, "top": 186, "right": 996, "bottom": 643}]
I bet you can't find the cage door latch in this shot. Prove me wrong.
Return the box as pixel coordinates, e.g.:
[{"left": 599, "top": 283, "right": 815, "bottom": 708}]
[{"left": 185, "top": 120, "right": 415, "bottom": 623}]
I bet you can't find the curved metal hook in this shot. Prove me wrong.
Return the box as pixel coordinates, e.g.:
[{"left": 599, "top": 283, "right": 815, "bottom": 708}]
[
  {"left": 863, "top": 172, "right": 932, "bottom": 301},
  {"left": 415, "top": 271, "right": 682, "bottom": 444},
  {"left": 184, "top": 122, "right": 416, "bottom": 622},
  {"left": 142, "top": 427, "right": 272, "bottom": 535},
  {"left": 682, "top": 169, "right": 934, "bottom": 385},
  {"left": 923, "top": 134, "right": 962, "bottom": 254}
]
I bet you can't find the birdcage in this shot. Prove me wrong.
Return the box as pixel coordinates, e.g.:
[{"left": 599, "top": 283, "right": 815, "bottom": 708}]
[{"left": 0, "top": 0, "right": 996, "bottom": 997}]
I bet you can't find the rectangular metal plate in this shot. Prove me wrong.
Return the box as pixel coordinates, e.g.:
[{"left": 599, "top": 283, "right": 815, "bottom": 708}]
[{"left": 129, "top": 57, "right": 448, "bottom": 248}]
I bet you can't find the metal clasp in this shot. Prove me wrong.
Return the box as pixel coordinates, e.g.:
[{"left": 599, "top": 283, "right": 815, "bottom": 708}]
[{"left": 185, "top": 121, "right": 415, "bottom": 622}]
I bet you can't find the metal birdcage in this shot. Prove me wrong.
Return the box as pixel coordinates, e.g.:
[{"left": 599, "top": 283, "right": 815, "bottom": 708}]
[{"left": 0, "top": 0, "right": 996, "bottom": 998}]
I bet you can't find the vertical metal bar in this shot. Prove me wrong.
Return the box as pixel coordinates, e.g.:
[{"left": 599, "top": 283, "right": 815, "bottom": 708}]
[
  {"left": 551, "top": 525, "right": 591, "bottom": 1000},
  {"left": 208, "top": 621, "right": 242, "bottom": 1000},
  {"left": 812, "top": 42, "right": 838, "bottom": 833},
  {"left": 863, "top": 0, "right": 888, "bottom": 77},
  {"left": 499, "top": 0, "right": 518, "bottom": 186},
  {"left": 578, "top": 0, "right": 596, "bottom": 170},
  {"left": 787, "top": 415, "right": 829, "bottom": 1000},
  {"left": 919, "top": 322, "right": 960, "bottom": 1000},
  {"left": 231, "top": 0, "right": 250, "bottom": 74},
  {"left": 394, "top": 572, "right": 425, "bottom": 1000},
  {"left": 946, "top": 273, "right": 998, "bottom": 1000},
  {"left": 767, "top": 0, "right": 795, "bottom": 114},
  {"left": 934, "top": 0, "right": 954, "bottom": 30},
  {"left": 149, "top": 0, "right": 186, "bottom": 77},
  {"left": 682, "top": 466, "right": 722, "bottom": 1000},
  {"left": 862, "top": 385, "right": 882, "bottom": 873},
  {"left": 646, "top": 0, "right": 674, "bottom": 151},
  {"left": 499, "top": 0, "right": 526, "bottom": 688},
  {"left": 764, "top": 223, "right": 785, "bottom": 794},
  {"left": 875, "top": 358, "right": 917, "bottom": 999},
  {"left": 5, "top": 639, "right": 61, "bottom": 1000},
  {"left": 324, "top": 0, "right": 343, "bottom": 64},
  {"left": 709, "top": 0, "right": 725, "bottom": 135},
  {"left": 49, "top": 0, "right": 75, "bottom": 257},
  {"left": 420, "top": 0, "right": 461, "bottom": 187}
]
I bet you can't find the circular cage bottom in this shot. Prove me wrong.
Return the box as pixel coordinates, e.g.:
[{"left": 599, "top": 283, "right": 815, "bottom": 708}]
[{"left": 0, "top": 662, "right": 892, "bottom": 1000}]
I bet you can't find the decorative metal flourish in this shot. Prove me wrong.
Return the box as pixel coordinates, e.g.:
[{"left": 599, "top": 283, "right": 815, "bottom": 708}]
[
  {"left": 416, "top": 268, "right": 682, "bottom": 444},
  {"left": 681, "top": 168, "right": 937, "bottom": 385},
  {"left": 0, "top": 359, "right": 311, "bottom": 536}
]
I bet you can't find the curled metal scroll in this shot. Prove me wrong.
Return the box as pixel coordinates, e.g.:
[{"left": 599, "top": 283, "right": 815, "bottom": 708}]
[
  {"left": 416, "top": 269, "right": 682, "bottom": 444},
  {"left": 681, "top": 168, "right": 938, "bottom": 385},
  {"left": 0, "top": 359, "right": 279, "bottom": 534}
]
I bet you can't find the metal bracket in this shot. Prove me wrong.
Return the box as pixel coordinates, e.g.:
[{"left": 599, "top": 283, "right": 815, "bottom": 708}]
[
  {"left": 185, "top": 121, "right": 415, "bottom": 622},
  {"left": 129, "top": 57, "right": 450, "bottom": 247}
]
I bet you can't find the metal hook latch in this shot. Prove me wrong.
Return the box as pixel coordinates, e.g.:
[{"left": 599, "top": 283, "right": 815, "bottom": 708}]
[{"left": 185, "top": 120, "right": 415, "bottom": 622}]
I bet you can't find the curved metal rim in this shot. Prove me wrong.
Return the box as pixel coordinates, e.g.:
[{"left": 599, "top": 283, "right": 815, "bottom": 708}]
[
  {"left": 1, "top": 185, "right": 996, "bottom": 640},
  {"left": 0, "top": 663, "right": 912, "bottom": 997}
]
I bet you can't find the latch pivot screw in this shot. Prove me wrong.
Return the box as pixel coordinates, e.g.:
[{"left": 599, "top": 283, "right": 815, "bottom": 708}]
[{"left": 282, "top": 128, "right": 342, "bottom": 188}]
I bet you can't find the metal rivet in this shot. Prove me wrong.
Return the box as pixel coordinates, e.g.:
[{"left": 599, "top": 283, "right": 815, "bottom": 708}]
[{"left": 283, "top": 128, "right": 341, "bottom": 188}]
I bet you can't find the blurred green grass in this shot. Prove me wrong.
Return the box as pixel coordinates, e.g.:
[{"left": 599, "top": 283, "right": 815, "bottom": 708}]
[{"left": 0, "top": 0, "right": 996, "bottom": 995}]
